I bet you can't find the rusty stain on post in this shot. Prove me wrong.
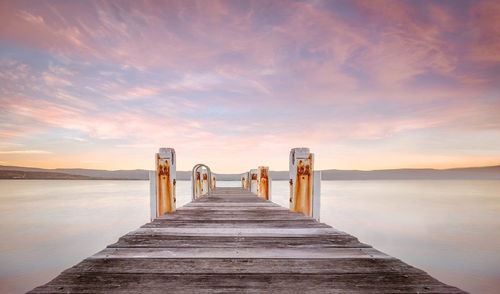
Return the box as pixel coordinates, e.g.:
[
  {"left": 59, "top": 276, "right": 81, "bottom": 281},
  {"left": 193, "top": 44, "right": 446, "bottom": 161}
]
[
  {"left": 196, "top": 172, "right": 202, "bottom": 198},
  {"left": 257, "top": 166, "right": 270, "bottom": 200},
  {"left": 290, "top": 148, "right": 315, "bottom": 218},
  {"left": 292, "top": 155, "right": 313, "bottom": 215},
  {"left": 249, "top": 169, "right": 258, "bottom": 193},
  {"left": 173, "top": 178, "right": 176, "bottom": 204},
  {"left": 241, "top": 172, "right": 249, "bottom": 189},
  {"left": 202, "top": 172, "right": 208, "bottom": 194},
  {"left": 156, "top": 151, "right": 176, "bottom": 216}
]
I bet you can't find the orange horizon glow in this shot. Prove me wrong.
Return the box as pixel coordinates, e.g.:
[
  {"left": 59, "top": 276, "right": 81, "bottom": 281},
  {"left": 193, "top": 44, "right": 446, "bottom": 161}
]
[{"left": 1, "top": 155, "right": 499, "bottom": 174}]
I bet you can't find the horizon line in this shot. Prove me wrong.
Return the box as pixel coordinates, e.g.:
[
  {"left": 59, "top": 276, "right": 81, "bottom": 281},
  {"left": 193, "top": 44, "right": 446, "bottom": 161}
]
[{"left": 1, "top": 163, "right": 499, "bottom": 174}]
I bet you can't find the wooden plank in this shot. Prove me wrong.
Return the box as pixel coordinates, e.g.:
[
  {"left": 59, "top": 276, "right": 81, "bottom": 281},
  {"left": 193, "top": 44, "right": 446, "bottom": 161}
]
[
  {"left": 162, "top": 208, "right": 297, "bottom": 213},
  {"left": 157, "top": 209, "right": 306, "bottom": 215},
  {"left": 179, "top": 205, "right": 285, "bottom": 208},
  {"left": 29, "top": 273, "right": 465, "bottom": 294},
  {"left": 109, "top": 235, "right": 368, "bottom": 248},
  {"left": 184, "top": 202, "right": 280, "bottom": 207},
  {"left": 91, "top": 247, "right": 390, "bottom": 259},
  {"left": 142, "top": 220, "right": 331, "bottom": 228},
  {"left": 154, "top": 215, "right": 313, "bottom": 221},
  {"left": 128, "top": 227, "right": 345, "bottom": 236},
  {"left": 61, "top": 257, "right": 426, "bottom": 275},
  {"left": 177, "top": 206, "right": 288, "bottom": 211}
]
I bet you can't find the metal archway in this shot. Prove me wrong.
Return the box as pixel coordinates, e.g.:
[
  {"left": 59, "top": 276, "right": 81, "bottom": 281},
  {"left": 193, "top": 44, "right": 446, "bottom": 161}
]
[{"left": 191, "top": 163, "right": 212, "bottom": 200}]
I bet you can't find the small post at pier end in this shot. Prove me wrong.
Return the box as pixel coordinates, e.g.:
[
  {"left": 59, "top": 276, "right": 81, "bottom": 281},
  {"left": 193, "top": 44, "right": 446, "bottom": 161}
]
[
  {"left": 249, "top": 169, "right": 258, "bottom": 194},
  {"left": 196, "top": 171, "right": 202, "bottom": 196},
  {"left": 201, "top": 169, "right": 208, "bottom": 194},
  {"left": 289, "top": 147, "right": 320, "bottom": 220},
  {"left": 257, "top": 166, "right": 271, "bottom": 200},
  {"left": 241, "top": 172, "right": 249, "bottom": 189}
]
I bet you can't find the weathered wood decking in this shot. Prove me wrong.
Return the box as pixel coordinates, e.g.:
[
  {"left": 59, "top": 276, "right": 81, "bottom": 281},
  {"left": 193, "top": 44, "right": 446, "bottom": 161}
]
[{"left": 30, "top": 187, "right": 465, "bottom": 293}]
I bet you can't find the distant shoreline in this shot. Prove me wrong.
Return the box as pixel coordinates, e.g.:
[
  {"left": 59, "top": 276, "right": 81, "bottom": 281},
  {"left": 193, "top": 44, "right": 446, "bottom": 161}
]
[
  {"left": 1, "top": 178, "right": 500, "bottom": 181},
  {"left": 0, "top": 178, "right": 145, "bottom": 181},
  {"left": 1, "top": 164, "right": 499, "bottom": 181}
]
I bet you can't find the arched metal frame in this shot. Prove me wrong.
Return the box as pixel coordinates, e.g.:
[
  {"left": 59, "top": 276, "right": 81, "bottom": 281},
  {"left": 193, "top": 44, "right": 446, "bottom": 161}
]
[{"left": 191, "top": 163, "right": 212, "bottom": 200}]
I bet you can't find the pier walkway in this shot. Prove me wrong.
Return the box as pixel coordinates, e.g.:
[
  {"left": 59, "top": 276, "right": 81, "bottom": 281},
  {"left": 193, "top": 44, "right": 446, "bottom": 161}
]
[{"left": 30, "top": 187, "right": 465, "bottom": 293}]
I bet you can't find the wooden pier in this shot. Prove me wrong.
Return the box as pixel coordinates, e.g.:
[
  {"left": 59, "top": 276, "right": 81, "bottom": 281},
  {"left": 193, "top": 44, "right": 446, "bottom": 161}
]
[{"left": 30, "top": 187, "right": 465, "bottom": 293}]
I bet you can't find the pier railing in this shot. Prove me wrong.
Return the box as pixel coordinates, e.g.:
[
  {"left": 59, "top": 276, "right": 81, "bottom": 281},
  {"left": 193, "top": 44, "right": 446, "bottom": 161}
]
[
  {"left": 191, "top": 163, "right": 213, "bottom": 200},
  {"left": 150, "top": 147, "right": 321, "bottom": 221}
]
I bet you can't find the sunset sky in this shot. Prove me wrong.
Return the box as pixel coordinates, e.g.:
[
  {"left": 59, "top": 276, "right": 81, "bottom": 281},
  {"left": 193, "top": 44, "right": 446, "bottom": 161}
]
[{"left": 1, "top": 0, "right": 499, "bottom": 173}]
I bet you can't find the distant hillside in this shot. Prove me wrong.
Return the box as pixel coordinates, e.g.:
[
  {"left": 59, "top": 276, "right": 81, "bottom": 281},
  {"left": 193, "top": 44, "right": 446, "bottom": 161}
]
[
  {"left": 0, "top": 165, "right": 150, "bottom": 180},
  {"left": 0, "top": 170, "right": 96, "bottom": 180},
  {"left": 215, "top": 166, "right": 500, "bottom": 180},
  {"left": 1, "top": 165, "right": 499, "bottom": 180},
  {"left": 320, "top": 165, "right": 500, "bottom": 180}
]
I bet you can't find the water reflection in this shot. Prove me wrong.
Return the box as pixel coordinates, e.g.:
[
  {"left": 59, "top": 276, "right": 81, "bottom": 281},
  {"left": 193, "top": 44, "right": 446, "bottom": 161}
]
[{"left": 0, "top": 180, "right": 499, "bottom": 293}]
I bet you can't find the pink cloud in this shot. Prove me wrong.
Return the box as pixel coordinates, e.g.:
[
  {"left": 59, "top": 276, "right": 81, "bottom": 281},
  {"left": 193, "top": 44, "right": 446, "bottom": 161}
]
[
  {"left": 467, "top": 0, "right": 500, "bottom": 63},
  {"left": 0, "top": 0, "right": 493, "bottom": 93},
  {"left": 346, "top": 1, "right": 456, "bottom": 85}
]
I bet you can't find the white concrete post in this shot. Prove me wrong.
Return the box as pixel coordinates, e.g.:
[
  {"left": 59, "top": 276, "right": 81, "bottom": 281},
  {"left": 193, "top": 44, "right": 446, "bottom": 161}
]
[
  {"left": 289, "top": 147, "right": 320, "bottom": 220},
  {"left": 191, "top": 167, "right": 199, "bottom": 200},
  {"left": 149, "top": 171, "right": 157, "bottom": 221},
  {"left": 151, "top": 147, "right": 176, "bottom": 219},
  {"left": 249, "top": 169, "right": 258, "bottom": 194},
  {"left": 190, "top": 171, "right": 195, "bottom": 200},
  {"left": 257, "top": 166, "right": 270, "bottom": 200},
  {"left": 241, "top": 173, "right": 247, "bottom": 189},
  {"left": 245, "top": 172, "right": 252, "bottom": 192},
  {"left": 312, "top": 170, "right": 321, "bottom": 221},
  {"left": 269, "top": 176, "right": 272, "bottom": 201},
  {"left": 196, "top": 170, "right": 202, "bottom": 198},
  {"left": 201, "top": 169, "right": 208, "bottom": 195},
  {"left": 241, "top": 172, "right": 250, "bottom": 190}
]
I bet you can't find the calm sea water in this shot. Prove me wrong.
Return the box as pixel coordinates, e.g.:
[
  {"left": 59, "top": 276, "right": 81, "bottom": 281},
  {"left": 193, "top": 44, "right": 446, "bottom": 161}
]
[{"left": 1, "top": 180, "right": 499, "bottom": 293}]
